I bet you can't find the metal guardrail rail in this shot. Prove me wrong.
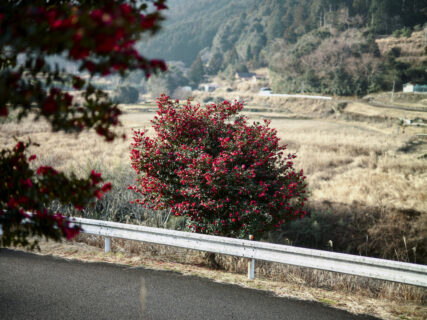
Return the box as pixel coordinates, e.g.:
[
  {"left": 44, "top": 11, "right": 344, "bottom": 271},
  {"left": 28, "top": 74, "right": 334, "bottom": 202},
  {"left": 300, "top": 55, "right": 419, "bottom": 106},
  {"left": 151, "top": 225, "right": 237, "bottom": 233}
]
[
  {"left": 258, "top": 92, "right": 332, "bottom": 100},
  {"left": 73, "top": 217, "right": 427, "bottom": 287}
]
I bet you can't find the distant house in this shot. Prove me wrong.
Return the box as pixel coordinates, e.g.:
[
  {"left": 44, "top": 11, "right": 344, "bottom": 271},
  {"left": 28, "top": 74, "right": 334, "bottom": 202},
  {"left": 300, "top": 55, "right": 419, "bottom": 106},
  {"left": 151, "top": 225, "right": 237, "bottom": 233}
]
[
  {"left": 199, "top": 83, "right": 221, "bottom": 92},
  {"left": 235, "top": 72, "right": 265, "bottom": 84},
  {"left": 403, "top": 83, "right": 427, "bottom": 93},
  {"left": 181, "top": 86, "right": 192, "bottom": 92},
  {"left": 403, "top": 83, "right": 415, "bottom": 92},
  {"left": 235, "top": 72, "right": 256, "bottom": 79},
  {"left": 235, "top": 72, "right": 257, "bottom": 82}
]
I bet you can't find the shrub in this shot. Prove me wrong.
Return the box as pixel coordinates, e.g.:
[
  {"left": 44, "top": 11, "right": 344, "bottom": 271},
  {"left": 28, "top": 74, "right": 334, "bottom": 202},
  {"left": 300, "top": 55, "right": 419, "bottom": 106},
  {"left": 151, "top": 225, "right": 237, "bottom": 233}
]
[
  {"left": 393, "top": 27, "right": 412, "bottom": 38},
  {"left": 129, "top": 95, "right": 307, "bottom": 239},
  {"left": 114, "top": 85, "right": 139, "bottom": 104},
  {"left": 401, "top": 27, "right": 412, "bottom": 38},
  {"left": 392, "top": 29, "right": 402, "bottom": 38}
]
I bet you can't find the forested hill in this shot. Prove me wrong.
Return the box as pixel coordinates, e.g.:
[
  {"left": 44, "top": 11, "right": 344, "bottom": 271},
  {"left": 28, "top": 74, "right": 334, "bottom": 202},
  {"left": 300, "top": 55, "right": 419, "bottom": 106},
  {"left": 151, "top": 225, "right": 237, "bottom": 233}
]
[
  {"left": 139, "top": 0, "right": 256, "bottom": 65},
  {"left": 139, "top": 0, "right": 427, "bottom": 96}
]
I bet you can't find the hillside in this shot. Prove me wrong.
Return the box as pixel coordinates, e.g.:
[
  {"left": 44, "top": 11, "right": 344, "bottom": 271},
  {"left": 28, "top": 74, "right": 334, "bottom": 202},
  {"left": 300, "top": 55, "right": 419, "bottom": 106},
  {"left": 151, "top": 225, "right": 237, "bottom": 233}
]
[
  {"left": 138, "top": 0, "right": 427, "bottom": 96},
  {"left": 139, "top": 0, "right": 256, "bottom": 65},
  {"left": 376, "top": 30, "right": 427, "bottom": 66}
]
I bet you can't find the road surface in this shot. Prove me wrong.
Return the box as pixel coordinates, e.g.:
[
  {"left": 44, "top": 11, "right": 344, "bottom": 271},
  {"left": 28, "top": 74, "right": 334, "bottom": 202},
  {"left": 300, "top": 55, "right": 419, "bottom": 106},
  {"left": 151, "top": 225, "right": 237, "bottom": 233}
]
[{"left": 0, "top": 249, "right": 378, "bottom": 320}]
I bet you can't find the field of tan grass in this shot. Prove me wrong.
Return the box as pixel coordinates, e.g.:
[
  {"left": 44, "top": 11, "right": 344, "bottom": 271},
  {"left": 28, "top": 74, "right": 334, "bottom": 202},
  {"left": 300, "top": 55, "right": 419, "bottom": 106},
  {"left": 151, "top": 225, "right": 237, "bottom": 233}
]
[
  {"left": 272, "top": 118, "right": 426, "bottom": 212},
  {"left": 2, "top": 103, "right": 426, "bottom": 261},
  {"left": 2, "top": 103, "right": 426, "bottom": 240},
  {"left": 3, "top": 106, "right": 425, "bottom": 213},
  {"left": 344, "top": 102, "right": 427, "bottom": 121}
]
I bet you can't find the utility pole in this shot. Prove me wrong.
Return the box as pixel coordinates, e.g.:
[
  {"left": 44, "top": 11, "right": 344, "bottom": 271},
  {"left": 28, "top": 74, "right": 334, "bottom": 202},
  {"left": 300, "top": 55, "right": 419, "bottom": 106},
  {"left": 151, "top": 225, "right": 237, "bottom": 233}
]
[{"left": 391, "top": 80, "right": 395, "bottom": 102}]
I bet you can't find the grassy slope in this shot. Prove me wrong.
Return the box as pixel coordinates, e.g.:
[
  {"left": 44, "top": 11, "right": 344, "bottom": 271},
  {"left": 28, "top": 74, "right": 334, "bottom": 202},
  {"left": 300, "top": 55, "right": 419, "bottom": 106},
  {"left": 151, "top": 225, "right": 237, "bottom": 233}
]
[{"left": 376, "top": 31, "right": 427, "bottom": 67}]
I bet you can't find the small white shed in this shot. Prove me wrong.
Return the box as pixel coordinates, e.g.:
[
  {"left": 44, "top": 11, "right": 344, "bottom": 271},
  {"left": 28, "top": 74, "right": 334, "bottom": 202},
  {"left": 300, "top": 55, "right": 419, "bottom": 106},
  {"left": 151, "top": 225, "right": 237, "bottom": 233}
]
[{"left": 403, "top": 83, "right": 414, "bottom": 93}]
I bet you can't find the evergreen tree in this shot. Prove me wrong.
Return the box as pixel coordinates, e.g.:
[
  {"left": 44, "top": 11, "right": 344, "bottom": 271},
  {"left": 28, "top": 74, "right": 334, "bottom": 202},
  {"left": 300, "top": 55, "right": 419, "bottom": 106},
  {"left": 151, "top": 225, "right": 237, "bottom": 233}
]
[
  {"left": 222, "top": 47, "right": 240, "bottom": 69},
  {"left": 207, "top": 51, "right": 223, "bottom": 75},
  {"left": 266, "top": 11, "right": 285, "bottom": 41},
  {"left": 246, "top": 44, "right": 252, "bottom": 60},
  {"left": 189, "top": 54, "right": 205, "bottom": 86},
  {"left": 332, "top": 67, "right": 353, "bottom": 96}
]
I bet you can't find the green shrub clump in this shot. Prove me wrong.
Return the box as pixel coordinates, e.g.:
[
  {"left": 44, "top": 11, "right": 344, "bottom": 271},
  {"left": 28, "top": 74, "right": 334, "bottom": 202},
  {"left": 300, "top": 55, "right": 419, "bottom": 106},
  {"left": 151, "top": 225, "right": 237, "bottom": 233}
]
[{"left": 114, "top": 85, "right": 139, "bottom": 104}]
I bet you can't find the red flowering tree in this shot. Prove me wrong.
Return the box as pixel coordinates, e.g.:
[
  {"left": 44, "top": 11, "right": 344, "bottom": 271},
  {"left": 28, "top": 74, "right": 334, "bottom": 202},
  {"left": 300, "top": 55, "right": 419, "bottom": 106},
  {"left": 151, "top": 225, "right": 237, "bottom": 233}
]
[
  {"left": 0, "top": 0, "right": 167, "bottom": 248},
  {"left": 130, "top": 95, "right": 307, "bottom": 239}
]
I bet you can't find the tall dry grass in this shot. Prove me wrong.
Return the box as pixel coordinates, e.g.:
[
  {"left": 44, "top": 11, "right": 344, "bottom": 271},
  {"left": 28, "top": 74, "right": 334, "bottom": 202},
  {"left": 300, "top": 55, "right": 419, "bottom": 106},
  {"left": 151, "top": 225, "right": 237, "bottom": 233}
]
[
  {"left": 71, "top": 234, "right": 426, "bottom": 306},
  {"left": 274, "top": 119, "right": 426, "bottom": 213}
]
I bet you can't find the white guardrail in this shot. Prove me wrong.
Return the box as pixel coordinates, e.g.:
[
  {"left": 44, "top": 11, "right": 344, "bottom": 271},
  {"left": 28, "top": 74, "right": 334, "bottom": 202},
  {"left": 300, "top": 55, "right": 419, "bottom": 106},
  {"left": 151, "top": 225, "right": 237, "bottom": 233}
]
[
  {"left": 258, "top": 92, "right": 332, "bottom": 100},
  {"left": 72, "top": 217, "right": 427, "bottom": 287}
]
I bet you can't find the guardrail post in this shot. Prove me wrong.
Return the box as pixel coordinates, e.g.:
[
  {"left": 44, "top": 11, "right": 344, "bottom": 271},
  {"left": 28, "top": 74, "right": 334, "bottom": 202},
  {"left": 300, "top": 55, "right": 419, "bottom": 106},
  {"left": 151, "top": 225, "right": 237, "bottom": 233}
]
[
  {"left": 105, "top": 237, "right": 111, "bottom": 253},
  {"left": 248, "top": 235, "right": 255, "bottom": 280},
  {"left": 0, "top": 224, "right": 2, "bottom": 236}
]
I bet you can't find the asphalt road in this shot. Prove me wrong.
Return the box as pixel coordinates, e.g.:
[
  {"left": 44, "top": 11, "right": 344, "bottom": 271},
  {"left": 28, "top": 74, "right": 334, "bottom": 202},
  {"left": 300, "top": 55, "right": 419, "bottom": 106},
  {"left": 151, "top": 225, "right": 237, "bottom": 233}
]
[{"left": 0, "top": 249, "right": 379, "bottom": 320}]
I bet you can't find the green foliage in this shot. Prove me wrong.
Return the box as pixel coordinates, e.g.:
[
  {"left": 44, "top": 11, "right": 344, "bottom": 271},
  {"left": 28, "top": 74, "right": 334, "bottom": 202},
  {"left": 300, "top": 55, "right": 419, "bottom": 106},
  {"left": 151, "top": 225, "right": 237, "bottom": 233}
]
[
  {"left": 206, "top": 51, "right": 223, "bottom": 75},
  {"left": 221, "top": 64, "right": 237, "bottom": 81},
  {"left": 266, "top": 11, "right": 285, "bottom": 41},
  {"left": 235, "top": 63, "right": 248, "bottom": 73},
  {"left": 140, "top": 0, "right": 256, "bottom": 65},
  {"left": 331, "top": 68, "right": 353, "bottom": 96},
  {"left": 145, "top": 65, "right": 189, "bottom": 97},
  {"left": 222, "top": 47, "right": 240, "bottom": 69},
  {"left": 392, "top": 27, "right": 412, "bottom": 38},
  {"left": 114, "top": 86, "right": 139, "bottom": 104},
  {"left": 188, "top": 54, "right": 205, "bottom": 86}
]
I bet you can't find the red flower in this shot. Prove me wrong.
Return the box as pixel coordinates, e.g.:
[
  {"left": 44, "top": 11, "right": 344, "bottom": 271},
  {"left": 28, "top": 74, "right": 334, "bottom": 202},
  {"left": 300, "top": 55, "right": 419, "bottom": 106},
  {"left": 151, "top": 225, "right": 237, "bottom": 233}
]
[
  {"left": 90, "top": 9, "right": 103, "bottom": 21},
  {"left": 20, "top": 178, "right": 33, "bottom": 188},
  {"left": 0, "top": 106, "right": 8, "bottom": 117},
  {"left": 94, "top": 189, "right": 103, "bottom": 199},
  {"left": 37, "top": 166, "right": 58, "bottom": 175},
  {"left": 7, "top": 198, "right": 19, "bottom": 208},
  {"left": 150, "top": 59, "right": 167, "bottom": 72},
  {"left": 42, "top": 97, "right": 58, "bottom": 113},
  {"left": 50, "top": 19, "right": 63, "bottom": 29},
  {"left": 84, "top": 61, "right": 96, "bottom": 72},
  {"left": 154, "top": 1, "right": 168, "bottom": 10},
  {"left": 70, "top": 45, "right": 89, "bottom": 60},
  {"left": 119, "top": 4, "right": 132, "bottom": 15},
  {"left": 95, "top": 37, "right": 115, "bottom": 53},
  {"left": 15, "top": 141, "right": 24, "bottom": 151},
  {"left": 141, "top": 16, "right": 156, "bottom": 29},
  {"left": 101, "top": 182, "right": 112, "bottom": 192},
  {"left": 62, "top": 224, "right": 80, "bottom": 240}
]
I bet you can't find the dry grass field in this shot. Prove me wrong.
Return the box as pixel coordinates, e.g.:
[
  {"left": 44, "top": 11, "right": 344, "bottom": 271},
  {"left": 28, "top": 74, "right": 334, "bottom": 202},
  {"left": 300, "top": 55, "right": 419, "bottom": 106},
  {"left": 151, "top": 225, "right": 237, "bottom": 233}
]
[
  {"left": 1, "top": 102, "right": 426, "bottom": 257},
  {"left": 273, "top": 118, "right": 426, "bottom": 212}
]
